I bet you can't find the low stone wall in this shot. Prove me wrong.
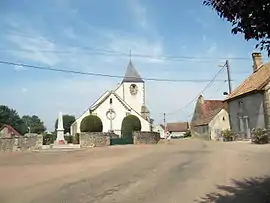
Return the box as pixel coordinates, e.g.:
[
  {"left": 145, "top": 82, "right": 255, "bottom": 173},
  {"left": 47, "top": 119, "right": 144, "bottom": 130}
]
[
  {"left": 80, "top": 132, "right": 110, "bottom": 148},
  {"left": 0, "top": 134, "right": 43, "bottom": 152},
  {"left": 133, "top": 131, "right": 160, "bottom": 144}
]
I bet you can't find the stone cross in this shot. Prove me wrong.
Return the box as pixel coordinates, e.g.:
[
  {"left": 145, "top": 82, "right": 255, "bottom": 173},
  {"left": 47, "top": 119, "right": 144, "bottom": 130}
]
[{"left": 56, "top": 111, "right": 65, "bottom": 144}]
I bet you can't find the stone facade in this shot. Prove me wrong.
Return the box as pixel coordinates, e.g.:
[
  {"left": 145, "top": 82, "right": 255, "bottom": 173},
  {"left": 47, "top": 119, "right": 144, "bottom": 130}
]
[
  {"left": 80, "top": 132, "right": 111, "bottom": 148},
  {"left": 0, "top": 134, "right": 43, "bottom": 152},
  {"left": 133, "top": 131, "right": 160, "bottom": 145}
]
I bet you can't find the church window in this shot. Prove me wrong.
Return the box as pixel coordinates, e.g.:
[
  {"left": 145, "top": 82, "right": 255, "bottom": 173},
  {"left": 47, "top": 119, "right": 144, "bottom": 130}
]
[{"left": 110, "top": 98, "right": 113, "bottom": 104}]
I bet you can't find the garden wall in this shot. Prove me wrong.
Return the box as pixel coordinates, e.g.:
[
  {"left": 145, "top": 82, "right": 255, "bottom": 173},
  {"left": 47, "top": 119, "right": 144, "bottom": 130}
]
[
  {"left": 0, "top": 134, "right": 43, "bottom": 152},
  {"left": 133, "top": 131, "right": 160, "bottom": 144},
  {"left": 80, "top": 132, "right": 111, "bottom": 148}
]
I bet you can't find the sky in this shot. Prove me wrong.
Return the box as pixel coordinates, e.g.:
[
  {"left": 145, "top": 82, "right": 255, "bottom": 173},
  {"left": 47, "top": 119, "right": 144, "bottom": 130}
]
[{"left": 0, "top": 0, "right": 267, "bottom": 130}]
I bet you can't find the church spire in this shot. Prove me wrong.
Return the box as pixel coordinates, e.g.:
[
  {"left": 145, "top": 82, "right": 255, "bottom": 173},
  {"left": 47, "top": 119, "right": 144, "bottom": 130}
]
[{"left": 122, "top": 60, "right": 144, "bottom": 83}]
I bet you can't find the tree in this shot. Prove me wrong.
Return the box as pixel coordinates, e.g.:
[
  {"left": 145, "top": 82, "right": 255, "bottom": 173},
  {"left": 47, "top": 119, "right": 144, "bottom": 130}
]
[
  {"left": 121, "top": 115, "right": 141, "bottom": 140},
  {"left": 203, "top": 0, "right": 270, "bottom": 55},
  {"left": 0, "top": 105, "right": 27, "bottom": 134},
  {"left": 80, "top": 115, "right": 103, "bottom": 132},
  {"left": 22, "top": 115, "right": 46, "bottom": 134},
  {"left": 55, "top": 114, "right": 76, "bottom": 134}
]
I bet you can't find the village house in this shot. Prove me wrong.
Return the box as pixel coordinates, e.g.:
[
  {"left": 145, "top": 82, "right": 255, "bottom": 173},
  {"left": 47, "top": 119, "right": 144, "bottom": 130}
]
[
  {"left": 190, "top": 95, "right": 230, "bottom": 140},
  {"left": 0, "top": 124, "right": 21, "bottom": 138},
  {"left": 224, "top": 52, "right": 270, "bottom": 139},
  {"left": 153, "top": 122, "right": 189, "bottom": 139},
  {"left": 70, "top": 60, "right": 151, "bottom": 136}
]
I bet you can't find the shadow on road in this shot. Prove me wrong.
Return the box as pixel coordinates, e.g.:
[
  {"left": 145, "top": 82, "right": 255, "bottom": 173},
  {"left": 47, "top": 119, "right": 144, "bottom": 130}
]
[{"left": 196, "top": 176, "right": 270, "bottom": 203}]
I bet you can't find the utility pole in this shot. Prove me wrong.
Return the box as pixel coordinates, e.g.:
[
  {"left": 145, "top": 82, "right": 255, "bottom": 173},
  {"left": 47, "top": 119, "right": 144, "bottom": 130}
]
[
  {"left": 163, "top": 113, "right": 166, "bottom": 131},
  {"left": 225, "top": 60, "right": 232, "bottom": 94}
]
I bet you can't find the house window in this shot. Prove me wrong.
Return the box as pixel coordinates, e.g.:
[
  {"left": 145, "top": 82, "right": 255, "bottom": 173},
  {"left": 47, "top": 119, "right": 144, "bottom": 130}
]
[
  {"left": 222, "top": 116, "right": 225, "bottom": 121},
  {"left": 239, "top": 99, "right": 244, "bottom": 113}
]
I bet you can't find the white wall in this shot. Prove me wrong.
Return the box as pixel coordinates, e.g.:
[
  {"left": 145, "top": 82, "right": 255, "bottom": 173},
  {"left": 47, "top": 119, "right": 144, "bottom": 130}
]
[
  {"left": 71, "top": 92, "right": 150, "bottom": 136},
  {"left": 209, "top": 109, "right": 230, "bottom": 140},
  {"left": 122, "top": 82, "right": 145, "bottom": 114},
  {"left": 153, "top": 125, "right": 165, "bottom": 138}
]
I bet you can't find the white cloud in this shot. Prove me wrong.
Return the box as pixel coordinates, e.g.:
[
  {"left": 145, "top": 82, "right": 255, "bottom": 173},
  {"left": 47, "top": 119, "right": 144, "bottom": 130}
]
[
  {"left": 127, "top": 0, "right": 148, "bottom": 28},
  {"left": 14, "top": 65, "right": 28, "bottom": 71}
]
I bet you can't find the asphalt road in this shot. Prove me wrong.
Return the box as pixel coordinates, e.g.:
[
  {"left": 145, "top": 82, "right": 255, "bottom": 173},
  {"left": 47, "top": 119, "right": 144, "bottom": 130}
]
[{"left": 1, "top": 139, "right": 270, "bottom": 203}]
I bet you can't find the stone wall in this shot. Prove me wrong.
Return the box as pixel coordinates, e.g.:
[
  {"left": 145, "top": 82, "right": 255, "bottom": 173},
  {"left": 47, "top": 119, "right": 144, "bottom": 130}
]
[
  {"left": 133, "top": 131, "right": 160, "bottom": 145},
  {"left": 80, "top": 132, "right": 110, "bottom": 148},
  {"left": 0, "top": 134, "right": 43, "bottom": 152}
]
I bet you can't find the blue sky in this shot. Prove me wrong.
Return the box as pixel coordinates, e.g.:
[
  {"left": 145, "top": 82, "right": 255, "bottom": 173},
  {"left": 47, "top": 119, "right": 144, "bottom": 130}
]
[{"left": 0, "top": 0, "right": 266, "bottom": 130}]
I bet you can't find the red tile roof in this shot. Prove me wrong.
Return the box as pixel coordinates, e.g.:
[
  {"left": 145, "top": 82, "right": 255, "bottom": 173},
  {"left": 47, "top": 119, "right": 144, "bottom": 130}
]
[
  {"left": 192, "top": 99, "right": 226, "bottom": 126},
  {"left": 0, "top": 124, "right": 21, "bottom": 137},
  {"left": 160, "top": 122, "right": 189, "bottom": 132},
  {"left": 225, "top": 62, "right": 270, "bottom": 101}
]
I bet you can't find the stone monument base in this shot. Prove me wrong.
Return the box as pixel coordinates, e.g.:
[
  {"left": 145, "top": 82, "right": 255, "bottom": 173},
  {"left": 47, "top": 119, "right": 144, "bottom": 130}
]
[{"left": 54, "top": 140, "right": 67, "bottom": 145}]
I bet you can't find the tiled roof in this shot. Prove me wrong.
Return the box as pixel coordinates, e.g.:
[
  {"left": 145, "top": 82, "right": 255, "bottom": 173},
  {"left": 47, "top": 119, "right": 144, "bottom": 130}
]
[
  {"left": 225, "top": 62, "right": 270, "bottom": 101},
  {"left": 0, "top": 124, "right": 21, "bottom": 136},
  {"left": 160, "top": 122, "right": 189, "bottom": 132},
  {"left": 192, "top": 100, "right": 226, "bottom": 126},
  {"left": 122, "top": 60, "right": 144, "bottom": 83},
  {"left": 166, "top": 122, "right": 189, "bottom": 132}
]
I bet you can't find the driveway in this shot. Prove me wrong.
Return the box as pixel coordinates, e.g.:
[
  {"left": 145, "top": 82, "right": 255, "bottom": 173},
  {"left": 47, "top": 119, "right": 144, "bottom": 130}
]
[{"left": 0, "top": 139, "right": 270, "bottom": 203}]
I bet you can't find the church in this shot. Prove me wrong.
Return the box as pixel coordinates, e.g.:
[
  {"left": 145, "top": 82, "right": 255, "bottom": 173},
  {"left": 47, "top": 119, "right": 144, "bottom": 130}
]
[{"left": 70, "top": 60, "right": 151, "bottom": 136}]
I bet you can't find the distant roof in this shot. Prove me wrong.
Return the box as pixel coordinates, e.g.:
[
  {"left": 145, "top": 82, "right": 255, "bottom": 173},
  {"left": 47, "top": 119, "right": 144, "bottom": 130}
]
[
  {"left": 0, "top": 124, "right": 21, "bottom": 136},
  {"left": 160, "top": 122, "right": 189, "bottom": 132},
  {"left": 192, "top": 99, "right": 226, "bottom": 126},
  {"left": 225, "top": 62, "right": 270, "bottom": 101},
  {"left": 122, "top": 60, "right": 144, "bottom": 83}
]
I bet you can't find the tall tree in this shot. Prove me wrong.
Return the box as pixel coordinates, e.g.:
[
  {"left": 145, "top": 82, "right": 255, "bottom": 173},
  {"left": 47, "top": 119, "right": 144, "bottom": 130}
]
[
  {"left": 0, "top": 105, "right": 27, "bottom": 134},
  {"left": 22, "top": 115, "right": 46, "bottom": 134},
  {"left": 203, "top": 0, "right": 270, "bottom": 55},
  {"left": 55, "top": 114, "right": 76, "bottom": 134}
]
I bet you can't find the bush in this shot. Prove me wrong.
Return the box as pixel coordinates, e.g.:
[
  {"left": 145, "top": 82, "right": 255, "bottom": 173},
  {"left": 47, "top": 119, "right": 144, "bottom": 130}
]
[
  {"left": 121, "top": 115, "right": 141, "bottom": 140},
  {"left": 73, "top": 133, "right": 80, "bottom": 144},
  {"left": 251, "top": 128, "right": 268, "bottom": 144},
  {"left": 183, "top": 130, "right": 191, "bottom": 138},
  {"left": 221, "top": 129, "right": 235, "bottom": 141},
  {"left": 43, "top": 132, "right": 56, "bottom": 145},
  {"left": 64, "top": 135, "right": 73, "bottom": 144},
  {"left": 80, "top": 115, "right": 103, "bottom": 132}
]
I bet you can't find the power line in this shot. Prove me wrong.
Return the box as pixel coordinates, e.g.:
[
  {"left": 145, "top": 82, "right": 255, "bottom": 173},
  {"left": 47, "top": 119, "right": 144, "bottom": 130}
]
[
  {"left": 166, "top": 64, "right": 226, "bottom": 115},
  {"left": 0, "top": 60, "right": 227, "bottom": 83},
  {"left": 3, "top": 30, "right": 252, "bottom": 61}
]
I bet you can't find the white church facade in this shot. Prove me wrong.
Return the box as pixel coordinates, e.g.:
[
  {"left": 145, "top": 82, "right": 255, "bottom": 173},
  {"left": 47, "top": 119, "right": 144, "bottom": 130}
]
[{"left": 70, "top": 60, "right": 151, "bottom": 136}]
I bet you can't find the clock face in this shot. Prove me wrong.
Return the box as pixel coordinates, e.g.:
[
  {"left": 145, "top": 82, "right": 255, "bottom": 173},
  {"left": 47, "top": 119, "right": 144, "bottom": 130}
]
[{"left": 130, "top": 84, "right": 138, "bottom": 95}]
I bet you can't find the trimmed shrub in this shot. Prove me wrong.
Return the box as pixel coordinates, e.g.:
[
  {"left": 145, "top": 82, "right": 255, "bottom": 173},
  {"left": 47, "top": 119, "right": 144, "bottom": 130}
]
[
  {"left": 121, "top": 115, "right": 141, "bottom": 140},
  {"left": 43, "top": 132, "right": 56, "bottom": 145},
  {"left": 80, "top": 115, "right": 103, "bottom": 132},
  {"left": 64, "top": 135, "right": 73, "bottom": 144},
  {"left": 251, "top": 128, "right": 269, "bottom": 144},
  {"left": 73, "top": 133, "right": 80, "bottom": 144},
  {"left": 221, "top": 129, "right": 235, "bottom": 141}
]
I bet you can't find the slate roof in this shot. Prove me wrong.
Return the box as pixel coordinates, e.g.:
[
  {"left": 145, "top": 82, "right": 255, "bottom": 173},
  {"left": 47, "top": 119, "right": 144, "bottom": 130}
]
[
  {"left": 192, "top": 100, "right": 226, "bottom": 126},
  {"left": 0, "top": 124, "right": 21, "bottom": 137},
  {"left": 225, "top": 62, "right": 270, "bottom": 101},
  {"left": 122, "top": 60, "right": 144, "bottom": 83}
]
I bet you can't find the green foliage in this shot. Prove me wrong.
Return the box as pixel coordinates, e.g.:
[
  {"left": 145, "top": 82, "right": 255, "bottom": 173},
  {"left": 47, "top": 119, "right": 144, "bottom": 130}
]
[
  {"left": 55, "top": 114, "right": 76, "bottom": 134},
  {"left": 203, "top": 0, "right": 270, "bottom": 56},
  {"left": 221, "top": 129, "right": 235, "bottom": 141},
  {"left": 22, "top": 115, "right": 46, "bottom": 134},
  {"left": 251, "top": 128, "right": 269, "bottom": 144},
  {"left": 80, "top": 115, "right": 103, "bottom": 132},
  {"left": 73, "top": 133, "right": 80, "bottom": 144},
  {"left": 43, "top": 132, "right": 56, "bottom": 145},
  {"left": 0, "top": 105, "right": 27, "bottom": 135},
  {"left": 183, "top": 130, "right": 191, "bottom": 138},
  {"left": 121, "top": 115, "right": 141, "bottom": 139}
]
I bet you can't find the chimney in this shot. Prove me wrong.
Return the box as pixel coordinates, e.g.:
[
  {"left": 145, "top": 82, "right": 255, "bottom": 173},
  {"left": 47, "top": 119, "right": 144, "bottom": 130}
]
[{"left": 252, "top": 52, "right": 263, "bottom": 72}]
